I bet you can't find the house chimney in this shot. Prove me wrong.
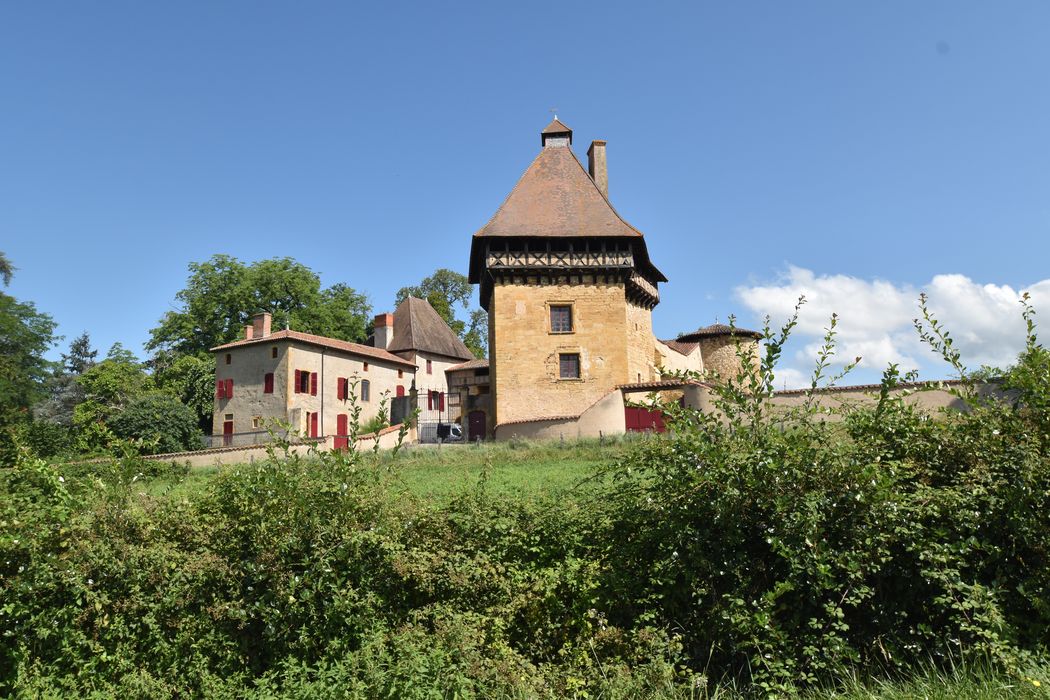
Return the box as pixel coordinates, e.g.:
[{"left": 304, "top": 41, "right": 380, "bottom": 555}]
[
  {"left": 244, "top": 325, "right": 254, "bottom": 340},
  {"left": 252, "top": 312, "right": 272, "bottom": 338},
  {"left": 587, "top": 140, "right": 608, "bottom": 198},
  {"left": 374, "top": 312, "right": 394, "bottom": 349}
]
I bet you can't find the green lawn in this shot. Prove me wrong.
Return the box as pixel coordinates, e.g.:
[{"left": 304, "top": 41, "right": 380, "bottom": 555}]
[{"left": 140, "top": 436, "right": 634, "bottom": 504}]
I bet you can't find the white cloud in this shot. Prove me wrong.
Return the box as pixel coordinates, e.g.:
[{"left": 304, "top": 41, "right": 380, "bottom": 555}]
[{"left": 736, "top": 266, "right": 1050, "bottom": 388}]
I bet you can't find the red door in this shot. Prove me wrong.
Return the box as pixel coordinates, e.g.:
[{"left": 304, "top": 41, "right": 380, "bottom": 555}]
[
  {"left": 310, "top": 412, "right": 319, "bottom": 438},
  {"left": 334, "top": 414, "right": 348, "bottom": 450},
  {"left": 223, "top": 420, "right": 234, "bottom": 446},
  {"left": 625, "top": 406, "right": 666, "bottom": 433},
  {"left": 468, "top": 411, "right": 486, "bottom": 441}
]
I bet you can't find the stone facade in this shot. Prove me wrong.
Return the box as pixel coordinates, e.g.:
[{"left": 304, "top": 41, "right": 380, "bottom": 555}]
[
  {"left": 489, "top": 276, "right": 631, "bottom": 424},
  {"left": 213, "top": 338, "right": 415, "bottom": 440}
]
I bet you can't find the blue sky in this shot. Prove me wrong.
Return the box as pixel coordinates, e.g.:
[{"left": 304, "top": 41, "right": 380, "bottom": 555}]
[{"left": 2, "top": 1, "right": 1048, "bottom": 386}]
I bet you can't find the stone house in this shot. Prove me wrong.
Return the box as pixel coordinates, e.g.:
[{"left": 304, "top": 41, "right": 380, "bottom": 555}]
[
  {"left": 468, "top": 119, "right": 760, "bottom": 439},
  {"left": 210, "top": 296, "right": 473, "bottom": 445}
]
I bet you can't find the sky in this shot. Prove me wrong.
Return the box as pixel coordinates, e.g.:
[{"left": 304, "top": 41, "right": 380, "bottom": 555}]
[{"left": 2, "top": 1, "right": 1048, "bottom": 387}]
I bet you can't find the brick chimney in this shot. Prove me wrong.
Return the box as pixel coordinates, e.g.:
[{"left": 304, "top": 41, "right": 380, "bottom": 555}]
[
  {"left": 587, "top": 140, "right": 608, "bottom": 198},
  {"left": 374, "top": 312, "right": 394, "bottom": 349},
  {"left": 244, "top": 325, "right": 254, "bottom": 340},
  {"left": 252, "top": 312, "right": 272, "bottom": 339}
]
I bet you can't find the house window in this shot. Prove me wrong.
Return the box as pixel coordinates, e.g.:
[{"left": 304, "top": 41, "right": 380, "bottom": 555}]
[
  {"left": 263, "top": 372, "right": 274, "bottom": 394},
  {"left": 294, "top": 369, "right": 312, "bottom": 394},
  {"left": 252, "top": 416, "right": 263, "bottom": 429},
  {"left": 398, "top": 369, "right": 403, "bottom": 379},
  {"left": 426, "top": 359, "right": 432, "bottom": 374},
  {"left": 559, "top": 353, "right": 580, "bottom": 379},
  {"left": 428, "top": 390, "right": 444, "bottom": 411},
  {"left": 550, "top": 305, "right": 573, "bottom": 333},
  {"left": 271, "top": 346, "right": 278, "bottom": 359},
  {"left": 363, "top": 361, "right": 369, "bottom": 372},
  {"left": 361, "top": 379, "right": 370, "bottom": 402},
  {"left": 225, "top": 353, "right": 232, "bottom": 365}
]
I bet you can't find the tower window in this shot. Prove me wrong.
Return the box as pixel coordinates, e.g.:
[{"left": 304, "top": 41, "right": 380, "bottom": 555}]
[
  {"left": 559, "top": 353, "right": 580, "bottom": 379},
  {"left": 550, "top": 305, "right": 573, "bottom": 333}
]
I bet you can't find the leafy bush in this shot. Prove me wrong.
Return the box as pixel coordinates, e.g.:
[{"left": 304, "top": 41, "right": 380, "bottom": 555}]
[{"left": 107, "top": 392, "right": 202, "bottom": 454}]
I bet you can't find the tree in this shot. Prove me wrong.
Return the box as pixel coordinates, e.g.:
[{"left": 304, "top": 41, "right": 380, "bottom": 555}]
[
  {"left": 153, "top": 354, "right": 216, "bottom": 432},
  {"left": 62, "top": 332, "right": 98, "bottom": 375},
  {"left": 396, "top": 268, "right": 487, "bottom": 358},
  {"left": 34, "top": 333, "right": 97, "bottom": 427},
  {"left": 108, "top": 393, "right": 202, "bottom": 454},
  {"left": 0, "top": 292, "right": 58, "bottom": 419},
  {"left": 0, "top": 251, "right": 14, "bottom": 287},
  {"left": 147, "top": 255, "right": 372, "bottom": 362},
  {"left": 73, "top": 344, "right": 154, "bottom": 452}
]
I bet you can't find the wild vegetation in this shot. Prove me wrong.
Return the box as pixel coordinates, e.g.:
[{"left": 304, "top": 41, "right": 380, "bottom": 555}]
[{"left": 2, "top": 292, "right": 1047, "bottom": 697}]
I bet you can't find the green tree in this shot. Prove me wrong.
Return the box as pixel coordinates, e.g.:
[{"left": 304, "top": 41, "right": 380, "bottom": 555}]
[
  {"left": 108, "top": 392, "right": 202, "bottom": 454},
  {"left": 34, "top": 333, "right": 97, "bottom": 427},
  {"left": 73, "top": 344, "right": 154, "bottom": 452},
  {"left": 0, "top": 292, "right": 58, "bottom": 419},
  {"left": 396, "top": 268, "right": 487, "bottom": 357},
  {"left": 147, "top": 255, "right": 372, "bottom": 362},
  {"left": 0, "top": 251, "right": 14, "bottom": 287},
  {"left": 62, "top": 332, "right": 98, "bottom": 375},
  {"left": 153, "top": 354, "right": 216, "bottom": 432}
]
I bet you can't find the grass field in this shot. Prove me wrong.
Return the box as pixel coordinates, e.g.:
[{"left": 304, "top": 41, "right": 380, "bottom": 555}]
[{"left": 141, "top": 436, "right": 634, "bottom": 504}]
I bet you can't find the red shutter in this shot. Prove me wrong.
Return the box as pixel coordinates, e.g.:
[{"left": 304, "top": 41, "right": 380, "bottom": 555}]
[
  {"left": 428, "top": 391, "right": 433, "bottom": 411},
  {"left": 225, "top": 378, "right": 233, "bottom": 399},
  {"left": 294, "top": 369, "right": 302, "bottom": 394},
  {"left": 310, "top": 372, "right": 318, "bottom": 396},
  {"left": 264, "top": 372, "right": 274, "bottom": 394},
  {"left": 438, "top": 392, "right": 444, "bottom": 411},
  {"left": 310, "top": 411, "right": 318, "bottom": 438},
  {"left": 215, "top": 379, "right": 224, "bottom": 399}
]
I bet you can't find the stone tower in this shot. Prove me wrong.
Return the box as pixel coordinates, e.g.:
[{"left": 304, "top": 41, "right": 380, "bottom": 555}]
[{"left": 468, "top": 119, "right": 667, "bottom": 426}]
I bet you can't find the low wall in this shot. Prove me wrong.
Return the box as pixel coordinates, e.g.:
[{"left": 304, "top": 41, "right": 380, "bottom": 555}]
[
  {"left": 142, "top": 424, "right": 415, "bottom": 469},
  {"left": 494, "top": 389, "right": 626, "bottom": 441}
]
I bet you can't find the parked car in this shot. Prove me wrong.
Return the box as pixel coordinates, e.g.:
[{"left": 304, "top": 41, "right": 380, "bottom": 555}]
[{"left": 436, "top": 422, "right": 463, "bottom": 442}]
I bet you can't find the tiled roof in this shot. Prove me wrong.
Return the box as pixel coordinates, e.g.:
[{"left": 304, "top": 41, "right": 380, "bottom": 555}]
[
  {"left": 659, "top": 339, "right": 700, "bottom": 356},
  {"left": 541, "top": 117, "right": 572, "bottom": 134},
  {"left": 468, "top": 126, "right": 667, "bottom": 285},
  {"left": 677, "top": 324, "right": 763, "bottom": 342},
  {"left": 473, "top": 145, "right": 644, "bottom": 241},
  {"left": 618, "top": 379, "right": 708, "bottom": 392},
  {"left": 447, "top": 358, "right": 489, "bottom": 372},
  {"left": 497, "top": 414, "right": 580, "bottom": 427},
  {"left": 210, "top": 330, "right": 417, "bottom": 368},
  {"left": 773, "top": 378, "right": 972, "bottom": 396},
  {"left": 387, "top": 296, "right": 475, "bottom": 361}
]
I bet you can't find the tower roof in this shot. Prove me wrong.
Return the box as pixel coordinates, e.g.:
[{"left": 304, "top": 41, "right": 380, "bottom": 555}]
[
  {"left": 676, "top": 324, "right": 763, "bottom": 342},
  {"left": 387, "top": 296, "right": 475, "bottom": 360},
  {"left": 469, "top": 121, "right": 665, "bottom": 284}
]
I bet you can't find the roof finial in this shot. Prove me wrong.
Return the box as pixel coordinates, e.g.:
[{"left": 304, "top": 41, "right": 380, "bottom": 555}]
[{"left": 550, "top": 107, "right": 558, "bottom": 120}]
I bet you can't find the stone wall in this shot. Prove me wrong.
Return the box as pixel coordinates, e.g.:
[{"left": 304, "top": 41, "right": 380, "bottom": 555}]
[
  {"left": 489, "top": 277, "right": 629, "bottom": 424},
  {"left": 144, "top": 424, "right": 415, "bottom": 469},
  {"left": 625, "top": 300, "right": 657, "bottom": 384},
  {"left": 698, "top": 337, "right": 760, "bottom": 381}
]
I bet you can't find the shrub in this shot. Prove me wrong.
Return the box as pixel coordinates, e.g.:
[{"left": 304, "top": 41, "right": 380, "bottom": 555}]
[{"left": 107, "top": 392, "right": 202, "bottom": 454}]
